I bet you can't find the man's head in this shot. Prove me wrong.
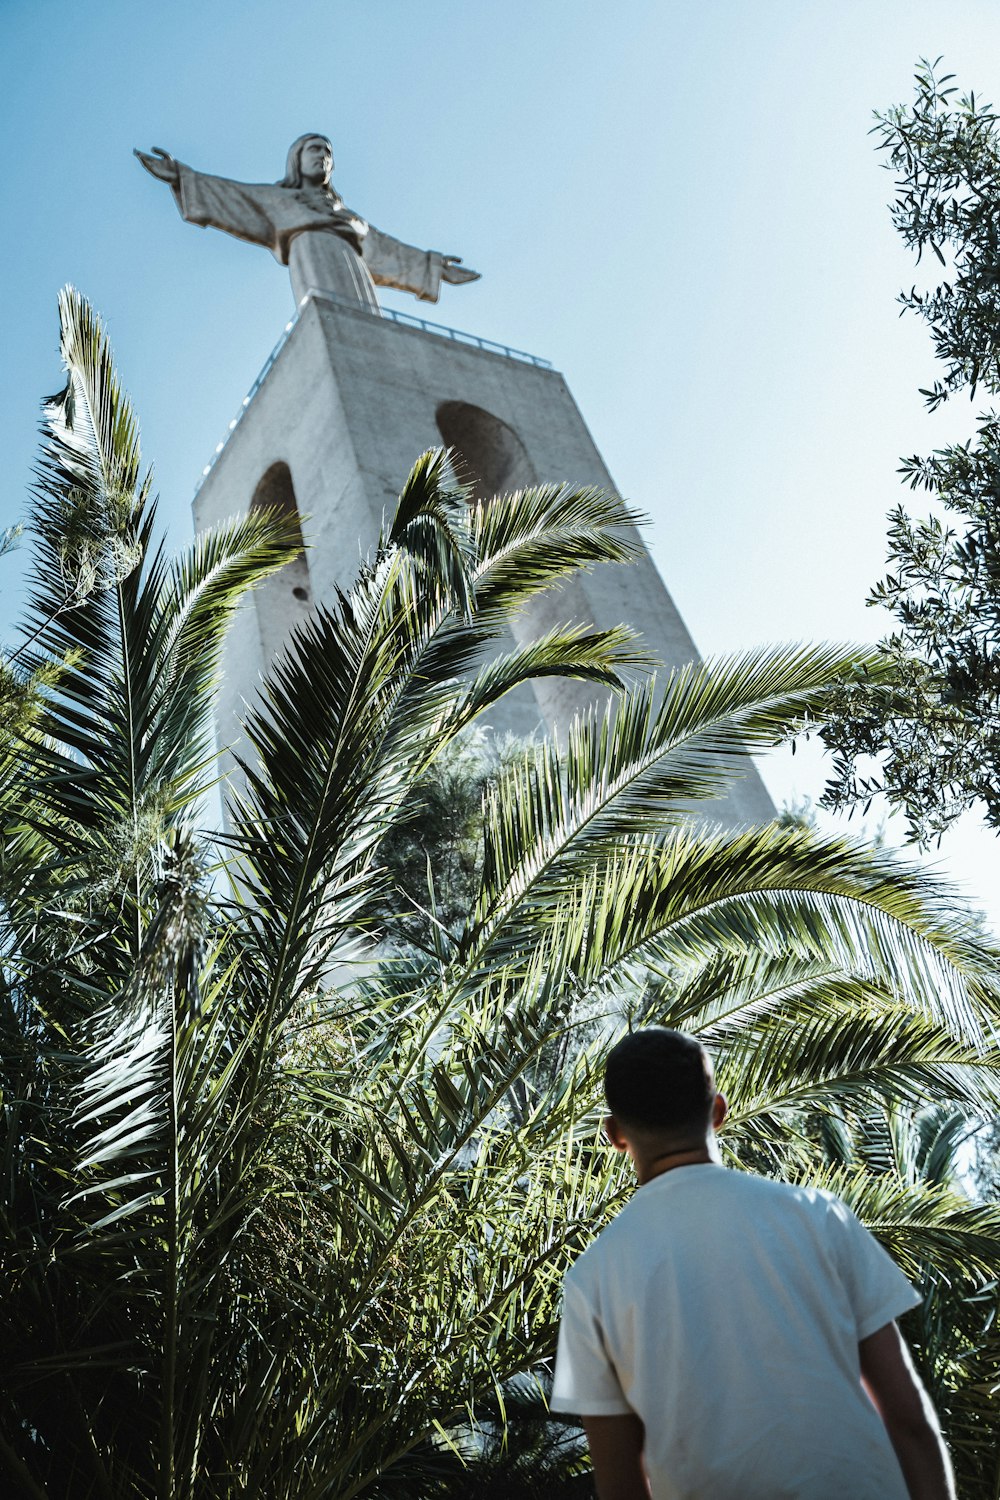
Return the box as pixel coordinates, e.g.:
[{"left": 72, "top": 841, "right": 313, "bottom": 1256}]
[{"left": 604, "top": 1028, "right": 724, "bottom": 1173}]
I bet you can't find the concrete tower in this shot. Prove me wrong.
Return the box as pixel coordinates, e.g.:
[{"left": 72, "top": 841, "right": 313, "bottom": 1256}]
[{"left": 192, "top": 290, "right": 775, "bottom": 825}]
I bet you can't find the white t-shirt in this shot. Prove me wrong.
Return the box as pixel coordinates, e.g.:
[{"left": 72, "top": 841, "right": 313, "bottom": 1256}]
[{"left": 551, "top": 1164, "right": 920, "bottom": 1500}]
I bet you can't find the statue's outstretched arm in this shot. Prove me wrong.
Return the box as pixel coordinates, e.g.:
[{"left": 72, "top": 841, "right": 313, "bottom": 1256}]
[
  {"left": 134, "top": 147, "right": 179, "bottom": 186},
  {"left": 135, "top": 150, "right": 279, "bottom": 255}
]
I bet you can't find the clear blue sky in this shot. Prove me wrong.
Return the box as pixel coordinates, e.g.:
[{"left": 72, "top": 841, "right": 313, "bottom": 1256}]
[{"left": 4, "top": 0, "right": 1000, "bottom": 922}]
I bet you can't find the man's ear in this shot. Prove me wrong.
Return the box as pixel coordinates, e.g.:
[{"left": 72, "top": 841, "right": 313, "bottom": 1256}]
[
  {"left": 603, "top": 1114, "right": 629, "bottom": 1152},
  {"left": 712, "top": 1093, "right": 728, "bottom": 1130}
]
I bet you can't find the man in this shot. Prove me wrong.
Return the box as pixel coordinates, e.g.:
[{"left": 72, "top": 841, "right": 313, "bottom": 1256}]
[{"left": 550, "top": 1028, "right": 954, "bottom": 1500}]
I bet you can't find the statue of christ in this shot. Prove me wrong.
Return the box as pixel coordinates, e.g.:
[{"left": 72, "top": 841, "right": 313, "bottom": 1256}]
[{"left": 135, "top": 134, "right": 481, "bottom": 311}]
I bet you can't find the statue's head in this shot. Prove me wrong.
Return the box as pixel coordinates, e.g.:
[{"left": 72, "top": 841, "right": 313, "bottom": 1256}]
[{"left": 280, "top": 135, "right": 334, "bottom": 189}]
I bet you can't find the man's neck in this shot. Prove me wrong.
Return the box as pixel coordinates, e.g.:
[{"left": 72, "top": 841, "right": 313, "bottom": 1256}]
[{"left": 637, "top": 1142, "right": 715, "bottom": 1186}]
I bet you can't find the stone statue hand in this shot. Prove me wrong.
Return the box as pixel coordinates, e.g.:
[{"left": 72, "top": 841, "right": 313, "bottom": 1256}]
[
  {"left": 134, "top": 147, "right": 180, "bottom": 186},
  {"left": 440, "top": 255, "right": 481, "bottom": 286}
]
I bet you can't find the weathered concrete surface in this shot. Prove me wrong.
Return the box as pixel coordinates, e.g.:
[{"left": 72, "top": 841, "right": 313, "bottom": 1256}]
[{"left": 193, "top": 294, "right": 775, "bottom": 826}]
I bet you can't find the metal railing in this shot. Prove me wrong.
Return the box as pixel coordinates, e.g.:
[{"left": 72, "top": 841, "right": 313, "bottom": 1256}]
[
  {"left": 365, "top": 300, "right": 552, "bottom": 368},
  {"left": 195, "top": 290, "right": 551, "bottom": 494}
]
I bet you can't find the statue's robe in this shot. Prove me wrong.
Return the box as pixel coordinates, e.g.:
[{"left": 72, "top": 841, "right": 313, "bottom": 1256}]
[{"left": 171, "top": 164, "right": 447, "bottom": 309}]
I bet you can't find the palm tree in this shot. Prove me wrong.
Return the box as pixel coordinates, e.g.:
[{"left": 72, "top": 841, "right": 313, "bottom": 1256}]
[{"left": 3, "top": 288, "right": 1000, "bottom": 1500}]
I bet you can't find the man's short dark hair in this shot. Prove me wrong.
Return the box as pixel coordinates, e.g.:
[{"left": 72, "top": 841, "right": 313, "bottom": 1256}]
[{"left": 604, "top": 1028, "right": 715, "bottom": 1135}]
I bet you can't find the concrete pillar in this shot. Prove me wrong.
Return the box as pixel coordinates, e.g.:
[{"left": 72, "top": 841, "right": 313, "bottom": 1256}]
[{"left": 192, "top": 292, "right": 774, "bottom": 825}]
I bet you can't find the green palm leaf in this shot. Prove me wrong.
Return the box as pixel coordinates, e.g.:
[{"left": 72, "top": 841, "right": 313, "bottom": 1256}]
[{"left": 469, "top": 648, "right": 889, "bottom": 950}]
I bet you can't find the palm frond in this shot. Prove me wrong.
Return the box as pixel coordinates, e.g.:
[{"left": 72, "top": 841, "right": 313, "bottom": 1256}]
[
  {"left": 470, "top": 483, "right": 645, "bottom": 616},
  {"left": 442, "top": 622, "right": 651, "bottom": 735},
  {"left": 515, "top": 824, "right": 995, "bottom": 1041},
  {"left": 387, "top": 448, "right": 477, "bottom": 618},
  {"left": 470, "top": 647, "right": 888, "bottom": 951}
]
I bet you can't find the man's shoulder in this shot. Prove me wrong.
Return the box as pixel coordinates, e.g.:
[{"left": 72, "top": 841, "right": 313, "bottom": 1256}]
[
  {"left": 724, "top": 1170, "right": 843, "bottom": 1207},
  {"left": 715, "top": 1169, "right": 855, "bottom": 1229}
]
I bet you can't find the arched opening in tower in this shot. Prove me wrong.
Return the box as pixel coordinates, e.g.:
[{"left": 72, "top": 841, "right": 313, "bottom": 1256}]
[
  {"left": 249, "top": 461, "right": 313, "bottom": 655},
  {"left": 435, "top": 401, "right": 537, "bottom": 500},
  {"left": 250, "top": 461, "right": 313, "bottom": 605}
]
